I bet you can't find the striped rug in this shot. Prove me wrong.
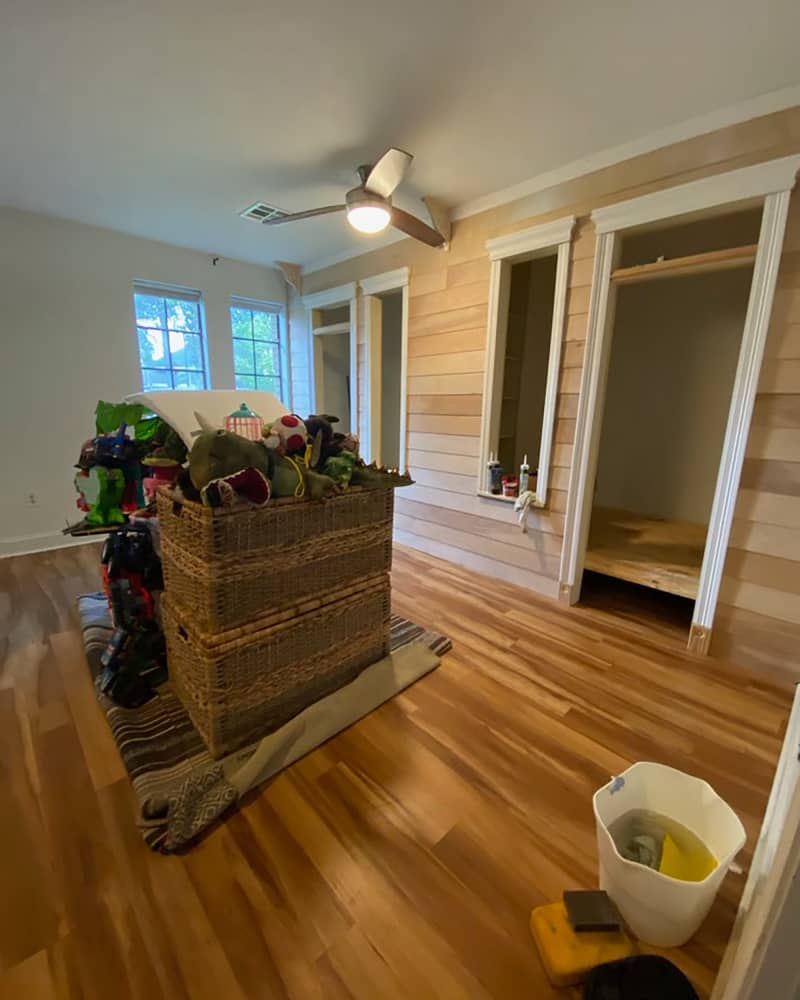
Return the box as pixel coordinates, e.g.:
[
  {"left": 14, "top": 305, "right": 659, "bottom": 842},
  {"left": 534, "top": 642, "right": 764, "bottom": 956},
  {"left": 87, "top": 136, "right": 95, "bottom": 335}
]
[{"left": 79, "top": 595, "right": 451, "bottom": 852}]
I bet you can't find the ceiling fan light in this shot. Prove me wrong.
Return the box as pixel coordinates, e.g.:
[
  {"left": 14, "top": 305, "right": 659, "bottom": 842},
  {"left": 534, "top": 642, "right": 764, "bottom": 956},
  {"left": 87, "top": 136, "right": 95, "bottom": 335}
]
[{"left": 346, "top": 203, "right": 391, "bottom": 234}]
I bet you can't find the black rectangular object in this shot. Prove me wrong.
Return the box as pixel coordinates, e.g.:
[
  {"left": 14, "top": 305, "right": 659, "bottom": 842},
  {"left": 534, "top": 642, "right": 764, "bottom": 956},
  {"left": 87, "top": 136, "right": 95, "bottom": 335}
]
[{"left": 563, "top": 890, "right": 621, "bottom": 932}]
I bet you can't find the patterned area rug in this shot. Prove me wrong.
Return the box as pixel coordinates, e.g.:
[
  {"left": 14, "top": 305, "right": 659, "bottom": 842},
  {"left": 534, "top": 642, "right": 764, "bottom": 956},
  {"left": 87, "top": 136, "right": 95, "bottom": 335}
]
[{"left": 79, "top": 595, "right": 451, "bottom": 852}]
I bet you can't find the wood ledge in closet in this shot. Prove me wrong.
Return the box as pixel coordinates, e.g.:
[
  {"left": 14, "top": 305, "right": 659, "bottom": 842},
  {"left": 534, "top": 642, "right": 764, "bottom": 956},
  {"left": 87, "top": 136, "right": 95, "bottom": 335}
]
[
  {"left": 585, "top": 507, "right": 706, "bottom": 599},
  {"left": 611, "top": 244, "right": 758, "bottom": 286}
]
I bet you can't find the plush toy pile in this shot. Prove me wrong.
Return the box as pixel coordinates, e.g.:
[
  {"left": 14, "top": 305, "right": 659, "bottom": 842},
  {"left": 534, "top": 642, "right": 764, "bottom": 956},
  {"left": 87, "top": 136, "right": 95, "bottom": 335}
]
[
  {"left": 183, "top": 409, "right": 413, "bottom": 508},
  {"left": 71, "top": 401, "right": 187, "bottom": 531}
]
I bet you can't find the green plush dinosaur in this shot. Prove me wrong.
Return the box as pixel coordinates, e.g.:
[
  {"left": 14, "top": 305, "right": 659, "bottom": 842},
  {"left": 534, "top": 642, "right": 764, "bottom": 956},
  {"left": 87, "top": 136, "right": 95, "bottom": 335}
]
[
  {"left": 350, "top": 462, "right": 414, "bottom": 490},
  {"left": 188, "top": 430, "right": 337, "bottom": 501}
]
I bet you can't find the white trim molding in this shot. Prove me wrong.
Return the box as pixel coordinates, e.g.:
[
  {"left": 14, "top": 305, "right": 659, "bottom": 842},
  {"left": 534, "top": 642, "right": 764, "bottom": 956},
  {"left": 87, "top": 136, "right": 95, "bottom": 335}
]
[
  {"left": 360, "top": 268, "right": 410, "bottom": 466},
  {"left": 301, "top": 281, "right": 358, "bottom": 311},
  {"left": 560, "top": 156, "right": 799, "bottom": 645},
  {"left": 591, "top": 155, "right": 800, "bottom": 234},
  {"left": 360, "top": 267, "right": 409, "bottom": 296},
  {"left": 486, "top": 216, "right": 576, "bottom": 262},
  {"left": 479, "top": 215, "right": 576, "bottom": 511},
  {"left": 693, "top": 189, "right": 793, "bottom": 633}
]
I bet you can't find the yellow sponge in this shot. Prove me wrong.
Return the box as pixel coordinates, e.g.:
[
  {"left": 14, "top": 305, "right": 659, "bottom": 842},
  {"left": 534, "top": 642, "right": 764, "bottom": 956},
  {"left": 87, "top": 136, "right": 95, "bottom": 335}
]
[
  {"left": 530, "top": 902, "right": 636, "bottom": 988},
  {"left": 659, "top": 832, "right": 717, "bottom": 882}
]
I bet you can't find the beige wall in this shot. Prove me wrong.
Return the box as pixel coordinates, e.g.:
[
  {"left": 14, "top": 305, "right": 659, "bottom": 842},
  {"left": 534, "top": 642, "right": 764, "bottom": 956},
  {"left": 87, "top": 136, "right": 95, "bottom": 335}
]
[
  {"left": 0, "top": 206, "right": 288, "bottom": 555},
  {"left": 595, "top": 268, "right": 752, "bottom": 523},
  {"left": 302, "top": 105, "right": 800, "bottom": 678}
]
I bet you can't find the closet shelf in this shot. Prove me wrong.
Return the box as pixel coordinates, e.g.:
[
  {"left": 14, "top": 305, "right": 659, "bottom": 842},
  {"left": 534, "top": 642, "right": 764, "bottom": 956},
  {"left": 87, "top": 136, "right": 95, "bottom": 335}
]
[
  {"left": 611, "top": 244, "right": 758, "bottom": 286},
  {"left": 585, "top": 507, "right": 706, "bottom": 600},
  {"left": 313, "top": 321, "right": 350, "bottom": 336}
]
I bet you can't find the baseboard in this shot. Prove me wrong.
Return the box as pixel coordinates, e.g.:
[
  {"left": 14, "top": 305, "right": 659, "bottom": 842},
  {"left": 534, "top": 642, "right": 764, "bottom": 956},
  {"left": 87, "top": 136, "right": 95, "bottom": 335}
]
[{"left": 0, "top": 531, "right": 107, "bottom": 559}]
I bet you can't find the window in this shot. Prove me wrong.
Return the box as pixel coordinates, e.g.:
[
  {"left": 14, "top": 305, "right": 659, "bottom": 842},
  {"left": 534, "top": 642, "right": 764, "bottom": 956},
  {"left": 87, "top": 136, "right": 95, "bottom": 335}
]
[
  {"left": 133, "top": 284, "right": 208, "bottom": 391},
  {"left": 230, "top": 298, "right": 287, "bottom": 401}
]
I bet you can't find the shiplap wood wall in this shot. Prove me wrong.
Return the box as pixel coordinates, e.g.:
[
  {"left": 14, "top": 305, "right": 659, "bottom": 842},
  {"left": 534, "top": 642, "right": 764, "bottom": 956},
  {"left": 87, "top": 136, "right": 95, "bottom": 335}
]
[
  {"left": 712, "top": 197, "right": 800, "bottom": 678},
  {"left": 304, "top": 105, "right": 800, "bottom": 679}
]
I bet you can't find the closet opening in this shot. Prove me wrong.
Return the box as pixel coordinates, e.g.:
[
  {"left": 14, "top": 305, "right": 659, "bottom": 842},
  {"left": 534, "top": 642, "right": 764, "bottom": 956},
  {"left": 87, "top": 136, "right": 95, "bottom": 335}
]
[
  {"left": 579, "top": 206, "right": 763, "bottom": 636},
  {"left": 377, "top": 291, "right": 403, "bottom": 469},
  {"left": 312, "top": 304, "right": 354, "bottom": 434}
]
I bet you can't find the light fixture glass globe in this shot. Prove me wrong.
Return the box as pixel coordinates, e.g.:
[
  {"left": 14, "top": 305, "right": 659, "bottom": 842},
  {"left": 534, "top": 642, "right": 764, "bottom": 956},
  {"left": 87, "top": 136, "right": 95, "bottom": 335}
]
[{"left": 347, "top": 203, "right": 391, "bottom": 234}]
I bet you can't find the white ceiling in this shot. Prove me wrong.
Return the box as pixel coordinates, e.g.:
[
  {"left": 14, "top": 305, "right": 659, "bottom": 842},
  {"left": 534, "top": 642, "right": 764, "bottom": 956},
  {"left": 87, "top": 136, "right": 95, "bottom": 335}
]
[{"left": 2, "top": 0, "right": 799, "bottom": 272}]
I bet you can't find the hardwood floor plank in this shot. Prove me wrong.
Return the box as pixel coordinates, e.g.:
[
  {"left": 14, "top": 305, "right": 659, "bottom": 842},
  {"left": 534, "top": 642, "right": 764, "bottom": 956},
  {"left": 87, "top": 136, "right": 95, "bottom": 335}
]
[{"left": 0, "top": 544, "right": 792, "bottom": 1000}]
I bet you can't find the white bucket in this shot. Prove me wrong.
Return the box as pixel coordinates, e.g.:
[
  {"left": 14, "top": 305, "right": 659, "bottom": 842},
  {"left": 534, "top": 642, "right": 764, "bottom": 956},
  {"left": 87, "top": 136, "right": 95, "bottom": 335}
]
[{"left": 593, "top": 761, "right": 746, "bottom": 947}]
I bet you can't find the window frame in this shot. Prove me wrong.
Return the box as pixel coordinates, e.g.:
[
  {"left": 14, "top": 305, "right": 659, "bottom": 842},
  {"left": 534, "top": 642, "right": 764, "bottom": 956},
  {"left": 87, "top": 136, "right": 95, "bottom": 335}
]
[
  {"left": 132, "top": 281, "right": 209, "bottom": 391},
  {"left": 229, "top": 296, "right": 290, "bottom": 405},
  {"left": 478, "top": 216, "right": 576, "bottom": 509}
]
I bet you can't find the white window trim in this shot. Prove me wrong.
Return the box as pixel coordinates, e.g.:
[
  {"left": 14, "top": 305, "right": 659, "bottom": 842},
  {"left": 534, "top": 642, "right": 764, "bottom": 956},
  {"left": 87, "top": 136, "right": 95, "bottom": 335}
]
[
  {"left": 478, "top": 216, "right": 576, "bottom": 508},
  {"left": 559, "top": 155, "right": 800, "bottom": 649},
  {"left": 301, "top": 282, "right": 358, "bottom": 432},
  {"left": 360, "top": 267, "right": 409, "bottom": 466},
  {"left": 229, "top": 296, "right": 289, "bottom": 406}
]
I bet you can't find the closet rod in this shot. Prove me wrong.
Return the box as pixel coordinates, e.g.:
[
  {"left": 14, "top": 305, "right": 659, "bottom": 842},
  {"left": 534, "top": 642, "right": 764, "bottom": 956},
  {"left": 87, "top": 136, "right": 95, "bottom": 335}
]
[{"left": 611, "top": 244, "right": 758, "bottom": 286}]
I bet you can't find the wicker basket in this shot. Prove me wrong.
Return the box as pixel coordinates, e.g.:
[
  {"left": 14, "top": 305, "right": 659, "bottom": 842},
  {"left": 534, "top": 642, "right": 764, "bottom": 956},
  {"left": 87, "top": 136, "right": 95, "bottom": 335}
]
[
  {"left": 157, "top": 485, "right": 393, "bottom": 561},
  {"left": 158, "top": 488, "right": 394, "bottom": 633},
  {"left": 163, "top": 575, "right": 391, "bottom": 758}
]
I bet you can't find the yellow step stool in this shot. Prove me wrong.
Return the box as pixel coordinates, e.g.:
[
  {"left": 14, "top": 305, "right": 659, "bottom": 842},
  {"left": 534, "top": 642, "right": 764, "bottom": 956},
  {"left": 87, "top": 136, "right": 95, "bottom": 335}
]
[{"left": 530, "top": 901, "right": 636, "bottom": 988}]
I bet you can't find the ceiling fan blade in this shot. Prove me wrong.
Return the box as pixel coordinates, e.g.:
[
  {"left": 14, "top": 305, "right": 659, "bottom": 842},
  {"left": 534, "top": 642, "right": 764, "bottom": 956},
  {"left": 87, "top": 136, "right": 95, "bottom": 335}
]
[
  {"left": 364, "top": 148, "right": 413, "bottom": 198},
  {"left": 262, "top": 205, "right": 345, "bottom": 225},
  {"left": 390, "top": 206, "right": 446, "bottom": 248}
]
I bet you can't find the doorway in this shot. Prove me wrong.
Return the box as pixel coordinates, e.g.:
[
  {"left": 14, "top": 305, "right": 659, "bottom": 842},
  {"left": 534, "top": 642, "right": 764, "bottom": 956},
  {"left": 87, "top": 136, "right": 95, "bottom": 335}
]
[
  {"left": 304, "top": 285, "right": 358, "bottom": 436},
  {"left": 560, "top": 157, "right": 798, "bottom": 652},
  {"left": 361, "top": 268, "right": 409, "bottom": 468},
  {"left": 581, "top": 209, "right": 759, "bottom": 637}
]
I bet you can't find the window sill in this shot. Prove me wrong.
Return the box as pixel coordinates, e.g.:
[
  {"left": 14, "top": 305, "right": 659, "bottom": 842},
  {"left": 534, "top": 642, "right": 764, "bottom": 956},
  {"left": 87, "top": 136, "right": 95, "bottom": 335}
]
[
  {"left": 477, "top": 490, "right": 545, "bottom": 509},
  {"left": 477, "top": 490, "right": 517, "bottom": 504}
]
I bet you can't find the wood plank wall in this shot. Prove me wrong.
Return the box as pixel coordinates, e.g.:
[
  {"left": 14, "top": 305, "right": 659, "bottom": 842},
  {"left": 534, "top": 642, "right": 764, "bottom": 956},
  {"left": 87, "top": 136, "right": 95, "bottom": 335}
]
[
  {"left": 712, "top": 197, "right": 800, "bottom": 678},
  {"left": 303, "top": 105, "right": 800, "bottom": 678}
]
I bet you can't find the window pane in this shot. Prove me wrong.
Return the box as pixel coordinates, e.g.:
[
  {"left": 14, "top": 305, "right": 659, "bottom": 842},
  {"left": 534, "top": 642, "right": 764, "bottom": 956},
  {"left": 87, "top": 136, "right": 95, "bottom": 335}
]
[
  {"left": 142, "top": 368, "right": 174, "bottom": 391},
  {"left": 231, "top": 307, "right": 252, "bottom": 338},
  {"left": 173, "top": 370, "right": 205, "bottom": 390},
  {"left": 233, "top": 339, "right": 255, "bottom": 374},
  {"left": 138, "top": 328, "right": 169, "bottom": 368},
  {"left": 169, "top": 331, "right": 203, "bottom": 371},
  {"left": 166, "top": 298, "right": 200, "bottom": 332},
  {"left": 134, "top": 293, "right": 166, "bottom": 329},
  {"left": 252, "top": 310, "right": 278, "bottom": 341},
  {"left": 256, "top": 375, "right": 281, "bottom": 395},
  {"left": 254, "top": 341, "right": 280, "bottom": 375},
  {"left": 235, "top": 374, "right": 257, "bottom": 390}
]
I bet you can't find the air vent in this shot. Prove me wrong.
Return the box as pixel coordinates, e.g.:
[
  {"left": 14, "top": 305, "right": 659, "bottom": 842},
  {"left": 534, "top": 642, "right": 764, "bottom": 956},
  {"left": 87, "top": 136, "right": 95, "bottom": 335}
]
[{"left": 239, "top": 201, "right": 289, "bottom": 224}]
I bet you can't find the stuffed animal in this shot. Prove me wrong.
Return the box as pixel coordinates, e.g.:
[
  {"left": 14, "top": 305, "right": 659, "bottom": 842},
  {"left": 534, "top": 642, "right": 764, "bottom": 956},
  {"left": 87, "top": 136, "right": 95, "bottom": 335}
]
[
  {"left": 75, "top": 466, "right": 126, "bottom": 526},
  {"left": 263, "top": 414, "right": 308, "bottom": 455},
  {"left": 188, "top": 429, "right": 338, "bottom": 503}
]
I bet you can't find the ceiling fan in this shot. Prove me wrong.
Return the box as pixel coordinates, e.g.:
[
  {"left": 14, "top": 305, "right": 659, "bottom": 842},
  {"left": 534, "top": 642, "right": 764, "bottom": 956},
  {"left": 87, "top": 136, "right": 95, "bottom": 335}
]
[{"left": 259, "top": 148, "right": 449, "bottom": 248}]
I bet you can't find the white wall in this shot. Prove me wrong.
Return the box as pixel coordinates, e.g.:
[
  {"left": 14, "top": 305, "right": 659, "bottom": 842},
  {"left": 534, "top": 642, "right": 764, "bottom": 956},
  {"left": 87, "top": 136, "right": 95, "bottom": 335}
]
[
  {"left": 595, "top": 268, "right": 752, "bottom": 524},
  {"left": 380, "top": 292, "right": 403, "bottom": 469},
  {"left": 0, "top": 206, "right": 289, "bottom": 554}
]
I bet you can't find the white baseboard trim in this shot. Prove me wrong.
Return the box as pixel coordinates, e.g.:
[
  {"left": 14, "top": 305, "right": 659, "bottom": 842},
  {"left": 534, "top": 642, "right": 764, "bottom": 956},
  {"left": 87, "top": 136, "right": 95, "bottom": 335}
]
[{"left": 0, "top": 531, "right": 107, "bottom": 559}]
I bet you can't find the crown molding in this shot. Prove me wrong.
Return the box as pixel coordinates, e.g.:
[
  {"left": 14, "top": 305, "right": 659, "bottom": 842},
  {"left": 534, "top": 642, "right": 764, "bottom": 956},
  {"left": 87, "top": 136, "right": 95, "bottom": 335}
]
[
  {"left": 453, "top": 83, "right": 800, "bottom": 221},
  {"left": 301, "top": 84, "right": 800, "bottom": 277}
]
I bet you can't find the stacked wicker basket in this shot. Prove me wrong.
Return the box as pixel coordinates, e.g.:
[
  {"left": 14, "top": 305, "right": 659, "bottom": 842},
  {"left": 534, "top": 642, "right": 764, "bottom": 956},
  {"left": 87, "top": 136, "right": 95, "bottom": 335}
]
[{"left": 157, "top": 486, "right": 394, "bottom": 758}]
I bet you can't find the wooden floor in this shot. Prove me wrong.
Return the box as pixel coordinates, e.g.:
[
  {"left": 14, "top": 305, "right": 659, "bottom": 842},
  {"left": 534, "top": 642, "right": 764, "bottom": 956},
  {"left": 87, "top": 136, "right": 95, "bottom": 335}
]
[
  {"left": 0, "top": 543, "right": 792, "bottom": 1000},
  {"left": 585, "top": 507, "right": 707, "bottom": 600}
]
